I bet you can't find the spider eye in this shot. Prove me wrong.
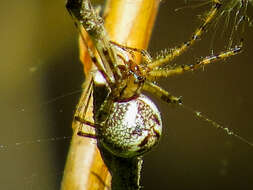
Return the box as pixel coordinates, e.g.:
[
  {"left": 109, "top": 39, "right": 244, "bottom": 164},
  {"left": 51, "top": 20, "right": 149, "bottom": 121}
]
[
  {"left": 98, "top": 94, "right": 162, "bottom": 158},
  {"left": 136, "top": 75, "right": 144, "bottom": 82}
]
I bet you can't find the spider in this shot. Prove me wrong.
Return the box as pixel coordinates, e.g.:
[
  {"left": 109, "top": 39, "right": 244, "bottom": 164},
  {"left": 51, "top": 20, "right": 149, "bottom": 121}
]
[{"left": 66, "top": 0, "right": 250, "bottom": 158}]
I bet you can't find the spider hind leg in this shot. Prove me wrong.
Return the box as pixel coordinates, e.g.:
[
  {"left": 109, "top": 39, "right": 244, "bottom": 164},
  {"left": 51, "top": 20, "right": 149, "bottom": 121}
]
[{"left": 75, "top": 116, "right": 98, "bottom": 139}]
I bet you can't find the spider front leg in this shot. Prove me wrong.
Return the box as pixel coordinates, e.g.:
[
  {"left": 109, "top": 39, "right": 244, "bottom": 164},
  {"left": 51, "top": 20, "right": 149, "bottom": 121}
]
[
  {"left": 66, "top": 0, "right": 123, "bottom": 86},
  {"left": 147, "top": 45, "right": 242, "bottom": 79},
  {"left": 110, "top": 41, "right": 153, "bottom": 64},
  {"left": 148, "top": 0, "right": 222, "bottom": 69}
]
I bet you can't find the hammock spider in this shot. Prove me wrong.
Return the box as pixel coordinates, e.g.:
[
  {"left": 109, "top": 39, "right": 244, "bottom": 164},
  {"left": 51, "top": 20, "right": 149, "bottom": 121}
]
[{"left": 66, "top": 0, "right": 250, "bottom": 158}]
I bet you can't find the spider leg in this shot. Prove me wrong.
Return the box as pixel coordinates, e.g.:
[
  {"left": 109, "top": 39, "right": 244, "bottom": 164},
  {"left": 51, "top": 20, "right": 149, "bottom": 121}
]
[
  {"left": 148, "top": 0, "right": 222, "bottom": 69},
  {"left": 110, "top": 41, "right": 153, "bottom": 63},
  {"left": 143, "top": 81, "right": 182, "bottom": 105},
  {"left": 75, "top": 116, "right": 99, "bottom": 139},
  {"left": 147, "top": 45, "right": 242, "bottom": 79},
  {"left": 66, "top": 0, "right": 123, "bottom": 85},
  {"left": 80, "top": 31, "right": 115, "bottom": 86},
  {"left": 73, "top": 77, "right": 98, "bottom": 139},
  {"left": 66, "top": 2, "right": 115, "bottom": 86}
]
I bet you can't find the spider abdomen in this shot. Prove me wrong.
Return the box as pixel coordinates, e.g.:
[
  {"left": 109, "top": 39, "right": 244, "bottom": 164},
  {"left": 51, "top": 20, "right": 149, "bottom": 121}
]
[{"left": 98, "top": 94, "right": 162, "bottom": 158}]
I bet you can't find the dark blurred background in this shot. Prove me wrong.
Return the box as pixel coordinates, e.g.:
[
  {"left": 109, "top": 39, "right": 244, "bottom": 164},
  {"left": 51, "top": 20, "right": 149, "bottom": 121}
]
[{"left": 0, "top": 0, "right": 253, "bottom": 190}]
